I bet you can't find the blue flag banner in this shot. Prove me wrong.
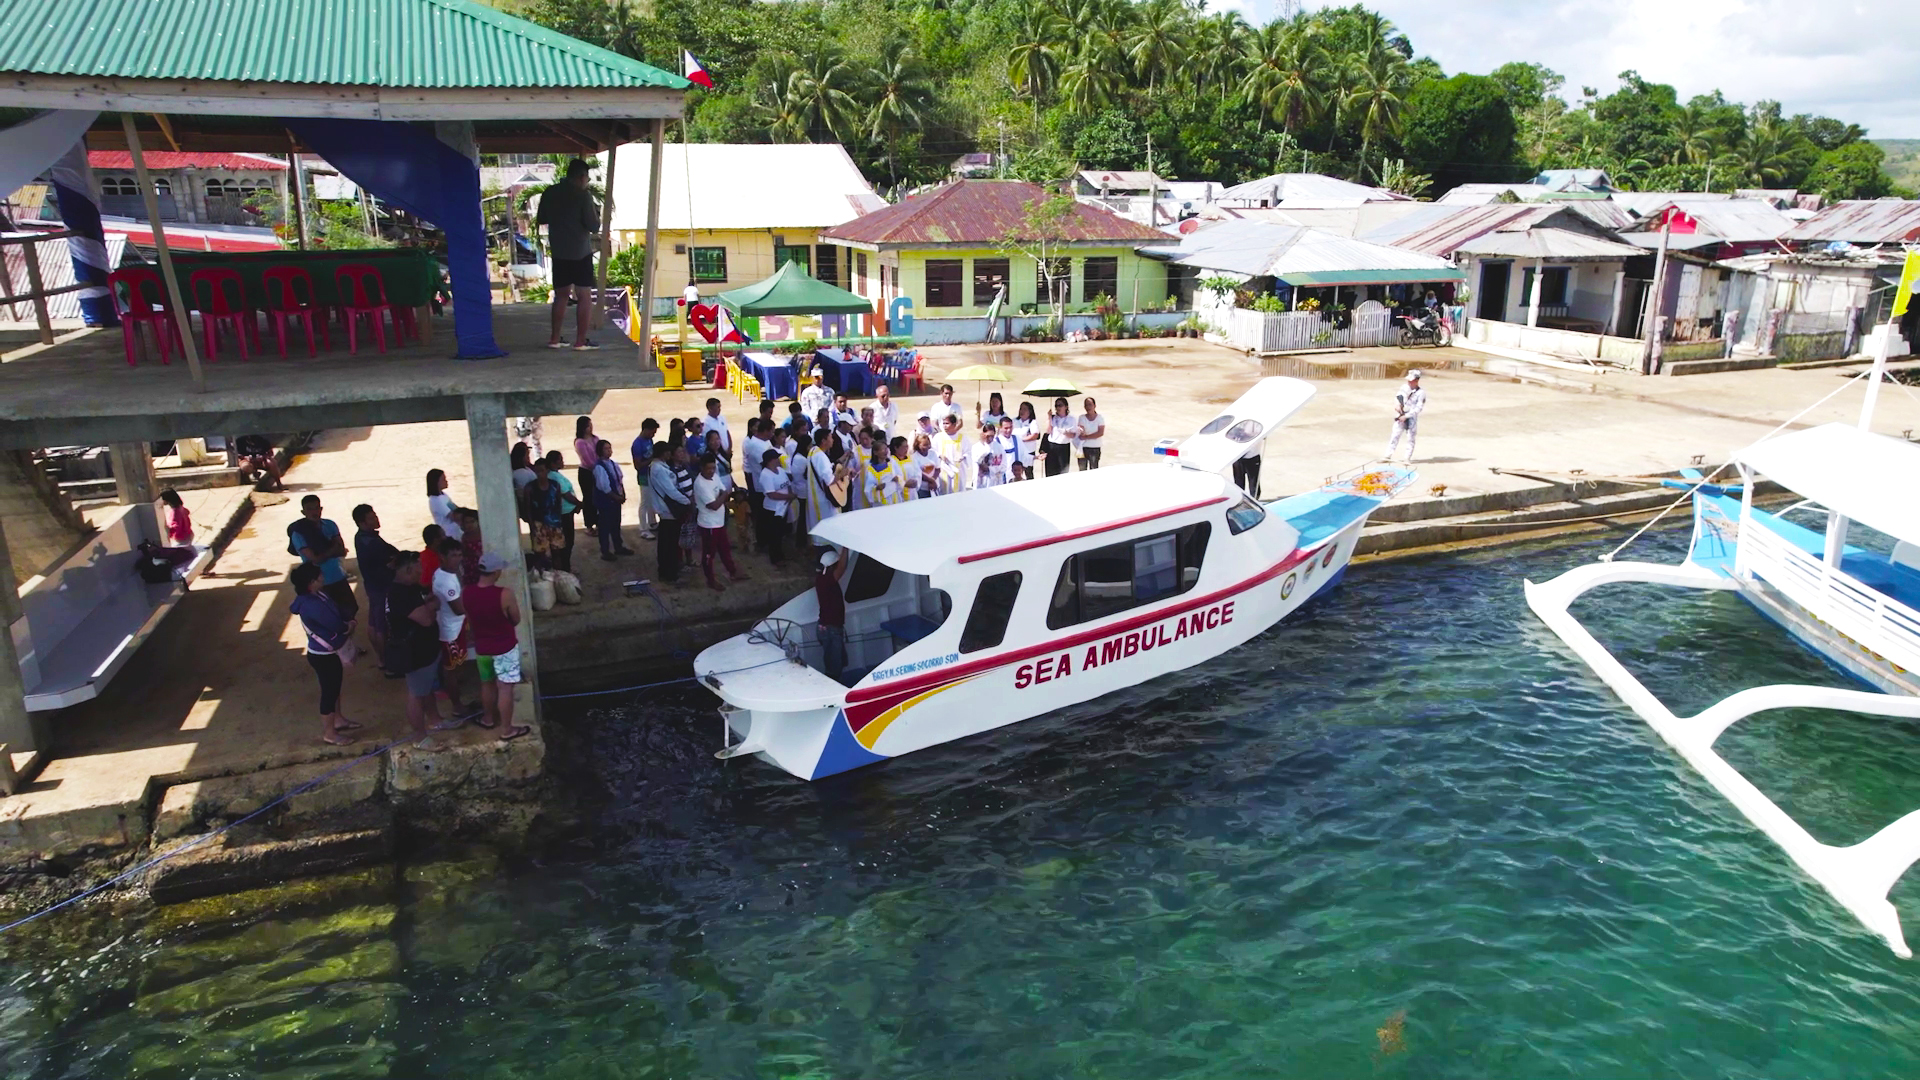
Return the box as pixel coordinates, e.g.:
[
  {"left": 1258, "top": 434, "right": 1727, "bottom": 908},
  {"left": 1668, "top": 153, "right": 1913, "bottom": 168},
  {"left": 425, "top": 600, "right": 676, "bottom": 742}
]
[{"left": 286, "top": 118, "right": 503, "bottom": 359}]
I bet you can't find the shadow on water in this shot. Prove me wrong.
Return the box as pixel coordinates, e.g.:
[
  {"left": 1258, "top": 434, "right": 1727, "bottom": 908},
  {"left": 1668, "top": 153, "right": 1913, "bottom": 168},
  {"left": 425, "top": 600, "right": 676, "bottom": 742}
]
[{"left": 9, "top": 524, "right": 1920, "bottom": 1078}]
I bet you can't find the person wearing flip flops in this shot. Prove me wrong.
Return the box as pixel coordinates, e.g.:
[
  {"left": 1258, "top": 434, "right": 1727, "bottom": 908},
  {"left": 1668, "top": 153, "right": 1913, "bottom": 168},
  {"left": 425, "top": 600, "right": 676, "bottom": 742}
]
[
  {"left": 537, "top": 158, "right": 604, "bottom": 352},
  {"left": 465, "top": 553, "right": 532, "bottom": 743}
]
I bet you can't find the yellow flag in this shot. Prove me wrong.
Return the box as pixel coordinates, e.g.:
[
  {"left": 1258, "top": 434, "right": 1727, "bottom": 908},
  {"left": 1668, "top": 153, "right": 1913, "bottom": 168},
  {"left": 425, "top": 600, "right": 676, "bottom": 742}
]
[{"left": 1895, "top": 251, "right": 1920, "bottom": 318}]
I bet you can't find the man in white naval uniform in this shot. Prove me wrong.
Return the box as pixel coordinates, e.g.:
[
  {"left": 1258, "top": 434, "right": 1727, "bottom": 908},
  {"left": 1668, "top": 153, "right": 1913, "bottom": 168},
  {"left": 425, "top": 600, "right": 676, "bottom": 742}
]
[{"left": 1384, "top": 369, "right": 1425, "bottom": 463}]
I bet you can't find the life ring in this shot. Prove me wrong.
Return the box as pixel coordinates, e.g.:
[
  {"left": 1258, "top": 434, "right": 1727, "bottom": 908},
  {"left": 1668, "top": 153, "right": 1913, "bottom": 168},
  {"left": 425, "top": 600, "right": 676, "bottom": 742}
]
[{"left": 1281, "top": 572, "right": 1297, "bottom": 599}]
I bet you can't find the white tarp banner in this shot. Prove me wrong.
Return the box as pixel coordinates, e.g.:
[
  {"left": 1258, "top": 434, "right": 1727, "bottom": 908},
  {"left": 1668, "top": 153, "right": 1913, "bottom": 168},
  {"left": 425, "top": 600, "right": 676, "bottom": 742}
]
[{"left": 0, "top": 110, "right": 99, "bottom": 199}]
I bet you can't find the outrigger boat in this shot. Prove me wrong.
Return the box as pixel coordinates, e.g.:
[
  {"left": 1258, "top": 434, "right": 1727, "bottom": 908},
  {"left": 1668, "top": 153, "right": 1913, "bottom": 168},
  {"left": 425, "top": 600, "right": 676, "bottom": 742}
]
[
  {"left": 1527, "top": 324, "right": 1920, "bottom": 956},
  {"left": 695, "top": 377, "right": 1413, "bottom": 781}
]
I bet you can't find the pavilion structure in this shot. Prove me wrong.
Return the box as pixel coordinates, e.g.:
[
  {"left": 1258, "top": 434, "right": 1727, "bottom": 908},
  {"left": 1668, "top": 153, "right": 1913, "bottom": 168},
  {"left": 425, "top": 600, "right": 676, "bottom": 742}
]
[{"left": 0, "top": 0, "right": 687, "bottom": 760}]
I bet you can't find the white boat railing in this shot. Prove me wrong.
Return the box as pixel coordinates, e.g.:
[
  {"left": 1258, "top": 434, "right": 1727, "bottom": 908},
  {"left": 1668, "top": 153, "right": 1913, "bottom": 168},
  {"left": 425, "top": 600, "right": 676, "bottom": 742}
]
[{"left": 1738, "top": 519, "right": 1920, "bottom": 674}]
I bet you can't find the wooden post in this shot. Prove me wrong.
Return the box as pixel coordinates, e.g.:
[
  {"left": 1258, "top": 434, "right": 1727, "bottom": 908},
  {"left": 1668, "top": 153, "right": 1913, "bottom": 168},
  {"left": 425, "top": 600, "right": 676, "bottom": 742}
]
[
  {"left": 593, "top": 127, "right": 620, "bottom": 332},
  {"left": 636, "top": 117, "right": 666, "bottom": 371},
  {"left": 123, "top": 113, "right": 206, "bottom": 392},
  {"left": 1643, "top": 213, "right": 1673, "bottom": 375},
  {"left": 20, "top": 235, "right": 54, "bottom": 345},
  {"left": 287, "top": 132, "right": 309, "bottom": 250}
]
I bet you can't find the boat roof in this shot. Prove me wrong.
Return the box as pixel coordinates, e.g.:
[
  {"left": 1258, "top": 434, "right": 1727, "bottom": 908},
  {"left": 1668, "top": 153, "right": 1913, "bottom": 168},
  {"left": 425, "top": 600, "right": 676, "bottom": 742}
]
[
  {"left": 810, "top": 464, "right": 1237, "bottom": 575},
  {"left": 1734, "top": 423, "right": 1920, "bottom": 542}
]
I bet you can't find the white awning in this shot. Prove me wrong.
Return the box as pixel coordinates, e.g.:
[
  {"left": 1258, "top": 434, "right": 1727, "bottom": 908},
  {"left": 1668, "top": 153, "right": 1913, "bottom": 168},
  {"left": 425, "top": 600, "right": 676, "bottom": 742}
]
[{"left": 1734, "top": 423, "right": 1920, "bottom": 542}]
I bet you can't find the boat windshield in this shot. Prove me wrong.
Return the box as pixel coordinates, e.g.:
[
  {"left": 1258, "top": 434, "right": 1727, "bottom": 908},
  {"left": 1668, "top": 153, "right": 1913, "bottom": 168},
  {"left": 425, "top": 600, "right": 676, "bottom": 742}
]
[{"left": 797, "top": 551, "right": 950, "bottom": 683}]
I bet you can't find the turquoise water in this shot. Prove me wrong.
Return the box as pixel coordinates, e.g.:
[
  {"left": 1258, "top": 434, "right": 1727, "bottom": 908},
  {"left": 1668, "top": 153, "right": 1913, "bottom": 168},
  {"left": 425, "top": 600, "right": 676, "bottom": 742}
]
[{"left": 7, "top": 526, "right": 1920, "bottom": 1078}]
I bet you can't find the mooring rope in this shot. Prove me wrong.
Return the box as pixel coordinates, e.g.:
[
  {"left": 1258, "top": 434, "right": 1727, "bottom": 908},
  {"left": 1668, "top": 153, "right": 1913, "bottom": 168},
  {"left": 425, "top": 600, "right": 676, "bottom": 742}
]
[
  {"left": 1599, "top": 367, "right": 1876, "bottom": 563},
  {"left": 0, "top": 733, "right": 413, "bottom": 937}
]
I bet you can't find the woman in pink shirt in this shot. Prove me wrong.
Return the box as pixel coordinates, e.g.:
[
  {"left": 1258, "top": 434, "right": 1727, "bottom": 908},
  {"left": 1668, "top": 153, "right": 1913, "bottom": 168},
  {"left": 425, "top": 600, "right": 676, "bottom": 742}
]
[
  {"left": 573, "top": 415, "right": 600, "bottom": 537},
  {"left": 159, "top": 488, "right": 193, "bottom": 545}
]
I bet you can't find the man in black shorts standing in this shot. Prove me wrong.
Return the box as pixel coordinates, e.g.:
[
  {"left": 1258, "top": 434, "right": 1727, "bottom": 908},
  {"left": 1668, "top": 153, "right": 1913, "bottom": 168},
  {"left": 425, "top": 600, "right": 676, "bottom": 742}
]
[{"left": 537, "top": 158, "right": 602, "bottom": 351}]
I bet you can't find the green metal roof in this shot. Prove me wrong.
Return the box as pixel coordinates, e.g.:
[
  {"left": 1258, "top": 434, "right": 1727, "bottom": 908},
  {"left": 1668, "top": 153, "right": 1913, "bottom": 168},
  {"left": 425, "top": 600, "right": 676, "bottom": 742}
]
[{"left": 0, "top": 0, "right": 686, "bottom": 90}]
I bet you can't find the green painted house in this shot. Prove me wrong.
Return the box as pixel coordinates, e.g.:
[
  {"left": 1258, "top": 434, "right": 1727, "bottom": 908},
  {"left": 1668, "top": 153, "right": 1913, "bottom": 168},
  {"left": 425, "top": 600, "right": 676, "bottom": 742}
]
[{"left": 818, "top": 180, "right": 1172, "bottom": 317}]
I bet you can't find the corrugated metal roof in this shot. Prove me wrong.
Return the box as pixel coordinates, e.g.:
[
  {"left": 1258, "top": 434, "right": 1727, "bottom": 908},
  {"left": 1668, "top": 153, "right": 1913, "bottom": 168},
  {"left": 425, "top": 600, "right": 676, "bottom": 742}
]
[
  {"left": 1617, "top": 198, "right": 1796, "bottom": 243},
  {"left": 820, "top": 180, "right": 1166, "bottom": 247},
  {"left": 606, "top": 144, "right": 883, "bottom": 232},
  {"left": 1156, "top": 220, "right": 1461, "bottom": 281},
  {"left": 1453, "top": 227, "right": 1644, "bottom": 260},
  {"left": 1434, "top": 183, "right": 1549, "bottom": 205},
  {"left": 1373, "top": 204, "right": 1545, "bottom": 256},
  {"left": 1782, "top": 200, "right": 1920, "bottom": 244},
  {"left": 0, "top": 0, "right": 683, "bottom": 89},
  {"left": 88, "top": 150, "right": 287, "bottom": 171},
  {"left": 1217, "top": 173, "right": 1406, "bottom": 208}
]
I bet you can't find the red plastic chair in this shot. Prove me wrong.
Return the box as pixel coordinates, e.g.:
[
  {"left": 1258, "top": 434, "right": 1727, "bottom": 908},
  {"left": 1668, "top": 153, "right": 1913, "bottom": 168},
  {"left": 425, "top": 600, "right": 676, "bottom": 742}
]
[
  {"left": 186, "top": 267, "right": 257, "bottom": 361},
  {"left": 107, "top": 266, "right": 183, "bottom": 366},
  {"left": 262, "top": 266, "right": 329, "bottom": 358},
  {"left": 334, "top": 263, "right": 397, "bottom": 354},
  {"left": 893, "top": 350, "right": 926, "bottom": 393}
]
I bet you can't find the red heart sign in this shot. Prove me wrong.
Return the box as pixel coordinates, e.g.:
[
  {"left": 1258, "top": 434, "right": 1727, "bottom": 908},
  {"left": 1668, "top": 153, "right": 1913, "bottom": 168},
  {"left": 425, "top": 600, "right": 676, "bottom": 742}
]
[{"left": 687, "top": 303, "right": 721, "bottom": 343}]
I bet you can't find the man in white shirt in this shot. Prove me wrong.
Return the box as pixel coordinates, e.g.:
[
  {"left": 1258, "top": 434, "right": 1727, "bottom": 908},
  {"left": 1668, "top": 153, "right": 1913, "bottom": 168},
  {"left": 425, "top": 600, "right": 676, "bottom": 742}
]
[
  {"left": 933, "top": 412, "right": 968, "bottom": 494},
  {"left": 430, "top": 538, "right": 477, "bottom": 722},
  {"left": 870, "top": 382, "right": 899, "bottom": 439},
  {"left": 804, "top": 436, "right": 840, "bottom": 530},
  {"left": 646, "top": 444, "right": 689, "bottom": 582},
  {"left": 931, "top": 383, "right": 963, "bottom": 426},
  {"left": 693, "top": 451, "right": 744, "bottom": 591},
  {"left": 799, "top": 368, "right": 834, "bottom": 421},
  {"left": 703, "top": 397, "right": 732, "bottom": 454},
  {"left": 1385, "top": 369, "right": 1426, "bottom": 463},
  {"left": 741, "top": 420, "right": 771, "bottom": 548},
  {"left": 755, "top": 447, "right": 792, "bottom": 566},
  {"left": 994, "top": 416, "right": 1023, "bottom": 482}
]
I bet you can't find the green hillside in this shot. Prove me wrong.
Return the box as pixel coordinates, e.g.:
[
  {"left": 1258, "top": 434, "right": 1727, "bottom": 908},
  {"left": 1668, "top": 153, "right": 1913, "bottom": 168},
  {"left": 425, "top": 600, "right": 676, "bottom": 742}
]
[{"left": 1874, "top": 139, "right": 1920, "bottom": 192}]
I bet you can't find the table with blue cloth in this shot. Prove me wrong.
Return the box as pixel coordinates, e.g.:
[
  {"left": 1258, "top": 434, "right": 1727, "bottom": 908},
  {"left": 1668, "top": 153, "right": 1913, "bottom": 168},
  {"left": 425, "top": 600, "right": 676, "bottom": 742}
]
[
  {"left": 813, "top": 348, "right": 873, "bottom": 396},
  {"left": 741, "top": 352, "right": 798, "bottom": 400}
]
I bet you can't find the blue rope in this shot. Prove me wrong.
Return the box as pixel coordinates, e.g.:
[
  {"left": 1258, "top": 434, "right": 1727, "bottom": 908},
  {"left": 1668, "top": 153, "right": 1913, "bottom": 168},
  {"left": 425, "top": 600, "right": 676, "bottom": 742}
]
[
  {"left": 0, "top": 733, "right": 412, "bottom": 937},
  {"left": 537, "top": 657, "right": 790, "bottom": 701}
]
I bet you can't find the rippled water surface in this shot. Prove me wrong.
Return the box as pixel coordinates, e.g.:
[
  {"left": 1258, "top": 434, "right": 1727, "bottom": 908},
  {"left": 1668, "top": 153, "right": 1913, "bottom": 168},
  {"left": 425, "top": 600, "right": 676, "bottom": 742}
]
[{"left": 7, "top": 527, "right": 1920, "bottom": 1079}]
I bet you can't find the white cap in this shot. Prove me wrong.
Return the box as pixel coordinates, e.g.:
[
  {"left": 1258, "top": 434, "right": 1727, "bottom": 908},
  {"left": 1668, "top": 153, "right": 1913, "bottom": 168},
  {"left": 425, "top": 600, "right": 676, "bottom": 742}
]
[
  {"left": 819, "top": 550, "right": 839, "bottom": 568},
  {"left": 1406, "top": 369, "right": 1422, "bottom": 380}
]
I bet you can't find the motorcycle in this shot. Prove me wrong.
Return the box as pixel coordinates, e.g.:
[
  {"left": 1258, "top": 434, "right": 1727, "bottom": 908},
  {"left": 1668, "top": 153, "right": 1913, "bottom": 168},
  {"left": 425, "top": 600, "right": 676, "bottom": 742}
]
[{"left": 1397, "top": 310, "right": 1448, "bottom": 348}]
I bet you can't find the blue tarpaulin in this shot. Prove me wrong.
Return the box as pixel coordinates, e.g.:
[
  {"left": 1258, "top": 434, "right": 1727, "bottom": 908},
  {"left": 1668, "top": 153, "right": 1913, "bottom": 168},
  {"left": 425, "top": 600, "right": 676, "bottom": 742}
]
[{"left": 287, "top": 118, "right": 502, "bottom": 359}]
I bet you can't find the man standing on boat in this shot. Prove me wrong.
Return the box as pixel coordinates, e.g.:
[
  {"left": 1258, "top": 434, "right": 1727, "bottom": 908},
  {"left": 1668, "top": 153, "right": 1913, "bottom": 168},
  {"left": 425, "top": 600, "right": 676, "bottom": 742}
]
[
  {"left": 1385, "top": 369, "right": 1425, "bottom": 463},
  {"left": 815, "top": 549, "right": 849, "bottom": 684}
]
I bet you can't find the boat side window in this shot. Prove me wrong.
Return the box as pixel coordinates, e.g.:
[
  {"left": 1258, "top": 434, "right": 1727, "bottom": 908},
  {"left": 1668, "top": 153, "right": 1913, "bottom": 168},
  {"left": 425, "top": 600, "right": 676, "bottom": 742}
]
[
  {"left": 843, "top": 554, "right": 897, "bottom": 604},
  {"left": 1046, "top": 523, "right": 1212, "bottom": 629},
  {"left": 959, "top": 571, "right": 1022, "bottom": 653},
  {"left": 1196, "top": 414, "right": 1234, "bottom": 435},
  {"left": 1225, "top": 496, "right": 1266, "bottom": 536}
]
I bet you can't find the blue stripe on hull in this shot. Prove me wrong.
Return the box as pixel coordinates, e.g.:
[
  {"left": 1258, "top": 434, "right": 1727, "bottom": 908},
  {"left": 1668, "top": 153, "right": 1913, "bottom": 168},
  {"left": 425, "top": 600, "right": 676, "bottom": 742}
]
[{"left": 809, "top": 710, "right": 890, "bottom": 779}]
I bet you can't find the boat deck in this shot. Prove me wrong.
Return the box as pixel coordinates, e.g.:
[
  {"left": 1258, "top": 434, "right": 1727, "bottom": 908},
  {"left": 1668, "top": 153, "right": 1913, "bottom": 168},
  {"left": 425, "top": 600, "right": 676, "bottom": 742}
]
[
  {"left": 1268, "top": 489, "right": 1380, "bottom": 547},
  {"left": 1699, "top": 493, "right": 1920, "bottom": 609}
]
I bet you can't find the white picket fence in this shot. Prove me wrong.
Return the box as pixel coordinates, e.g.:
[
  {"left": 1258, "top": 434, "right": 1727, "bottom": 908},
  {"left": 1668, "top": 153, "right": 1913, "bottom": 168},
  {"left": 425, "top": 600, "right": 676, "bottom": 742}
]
[{"left": 1201, "top": 301, "right": 1396, "bottom": 353}]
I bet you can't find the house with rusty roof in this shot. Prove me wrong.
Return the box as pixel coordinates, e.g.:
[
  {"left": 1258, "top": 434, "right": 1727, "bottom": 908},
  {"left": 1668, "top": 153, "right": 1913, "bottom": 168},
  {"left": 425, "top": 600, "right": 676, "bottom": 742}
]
[
  {"left": 1781, "top": 199, "right": 1920, "bottom": 248},
  {"left": 818, "top": 179, "right": 1170, "bottom": 317},
  {"left": 1369, "top": 203, "right": 1647, "bottom": 334}
]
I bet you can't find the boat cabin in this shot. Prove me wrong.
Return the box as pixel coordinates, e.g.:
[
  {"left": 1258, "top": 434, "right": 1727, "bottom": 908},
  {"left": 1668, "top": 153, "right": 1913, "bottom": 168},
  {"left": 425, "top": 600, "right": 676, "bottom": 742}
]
[{"left": 1693, "top": 422, "right": 1920, "bottom": 692}]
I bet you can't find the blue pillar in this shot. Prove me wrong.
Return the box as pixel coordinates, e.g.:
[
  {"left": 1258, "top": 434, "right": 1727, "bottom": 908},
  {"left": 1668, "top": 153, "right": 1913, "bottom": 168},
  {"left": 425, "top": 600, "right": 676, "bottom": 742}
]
[{"left": 48, "top": 141, "right": 117, "bottom": 327}]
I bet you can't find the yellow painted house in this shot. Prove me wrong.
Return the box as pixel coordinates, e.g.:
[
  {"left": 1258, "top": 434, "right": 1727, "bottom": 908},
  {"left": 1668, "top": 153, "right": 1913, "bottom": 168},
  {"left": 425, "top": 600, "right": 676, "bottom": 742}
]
[
  {"left": 603, "top": 143, "right": 886, "bottom": 302},
  {"left": 818, "top": 180, "right": 1172, "bottom": 317}
]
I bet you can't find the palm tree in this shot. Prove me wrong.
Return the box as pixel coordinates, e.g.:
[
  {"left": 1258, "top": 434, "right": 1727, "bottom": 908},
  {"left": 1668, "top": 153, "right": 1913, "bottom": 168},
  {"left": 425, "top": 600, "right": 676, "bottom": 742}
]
[
  {"left": 1126, "top": 0, "right": 1191, "bottom": 97},
  {"left": 783, "top": 49, "right": 859, "bottom": 143},
  {"left": 1339, "top": 21, "right": 1410, "bottom": 182},
  {"left": 1191, "top": 12, "right": 1251, "bottom": 97},
  {"left": 1669, "top": 103, "right": 1724, "bottom": 166},
  {"left": 1006, "top": 9, "right": 1064, "bottom": 125},
  {"left": 867, "top": 41, "right": 936, "bottom": 183},
  {"left": 1060, "top": 54, "right": 1125, "bottom": 113},
  {"left": 1731, "top": 105, "right": 1806, "bottom": 187},
  {"left": 1240, "top": 17, "right": 1329, "bottom": 136}
]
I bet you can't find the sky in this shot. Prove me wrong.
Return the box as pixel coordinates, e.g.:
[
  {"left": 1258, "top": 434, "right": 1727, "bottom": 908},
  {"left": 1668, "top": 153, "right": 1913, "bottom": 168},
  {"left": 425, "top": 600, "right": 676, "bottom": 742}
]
[{"left": 1216, "top": 0, "right": 1920, "bottom": 139}]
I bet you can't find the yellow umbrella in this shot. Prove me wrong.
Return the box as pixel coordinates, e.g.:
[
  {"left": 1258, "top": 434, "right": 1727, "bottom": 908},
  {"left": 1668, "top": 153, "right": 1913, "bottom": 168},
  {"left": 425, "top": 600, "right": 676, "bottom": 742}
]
[{"left": 944, "top": 364, "right": 1013, "bottom": 422}]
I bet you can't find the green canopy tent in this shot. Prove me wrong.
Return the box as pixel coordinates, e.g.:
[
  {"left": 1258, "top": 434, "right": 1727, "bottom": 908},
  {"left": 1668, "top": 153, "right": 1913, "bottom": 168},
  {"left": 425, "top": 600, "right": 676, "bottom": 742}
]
[{"left": 716, "top": 260, "right": 874, "bottom": 316}]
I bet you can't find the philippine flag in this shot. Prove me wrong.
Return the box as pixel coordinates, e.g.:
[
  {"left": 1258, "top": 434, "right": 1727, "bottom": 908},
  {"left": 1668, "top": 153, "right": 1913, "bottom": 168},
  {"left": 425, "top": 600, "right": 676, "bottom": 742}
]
[{"left": 683, "top": 51, "right": 714, "bottom": 89}]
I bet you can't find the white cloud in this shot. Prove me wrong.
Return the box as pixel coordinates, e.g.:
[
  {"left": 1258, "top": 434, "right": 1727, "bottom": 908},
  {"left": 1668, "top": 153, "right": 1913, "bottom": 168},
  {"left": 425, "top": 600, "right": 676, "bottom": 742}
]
[{"left": 1315, "top": 0, "right": 1920, "bottom": 138}]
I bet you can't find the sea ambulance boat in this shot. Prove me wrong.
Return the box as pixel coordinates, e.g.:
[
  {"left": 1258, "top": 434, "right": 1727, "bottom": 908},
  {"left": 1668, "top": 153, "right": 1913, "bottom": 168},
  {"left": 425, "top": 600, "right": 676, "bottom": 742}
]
[
  {"left": 695, "top": 377, "right": 1413, "bottom": 781},
  {"left": 1526, "top": 335, "right": 1920, "bottom": 956}
]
